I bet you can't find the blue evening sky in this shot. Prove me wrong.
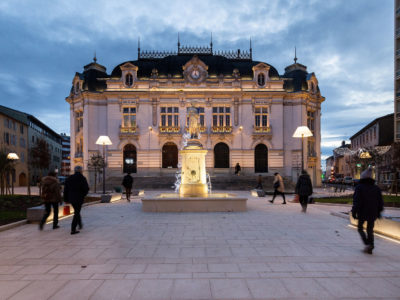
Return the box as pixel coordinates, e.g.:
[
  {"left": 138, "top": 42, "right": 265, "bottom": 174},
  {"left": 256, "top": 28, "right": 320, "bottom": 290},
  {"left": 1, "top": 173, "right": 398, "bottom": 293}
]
[{"left": 0, "top": 0, "right": 393, "bottom": 163}]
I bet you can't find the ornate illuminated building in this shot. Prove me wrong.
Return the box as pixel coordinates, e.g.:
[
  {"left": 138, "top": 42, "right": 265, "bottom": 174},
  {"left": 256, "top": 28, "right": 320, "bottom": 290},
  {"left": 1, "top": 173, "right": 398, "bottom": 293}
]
[{"left": 66, "top": 39, "right": 324, "bottom": 185}]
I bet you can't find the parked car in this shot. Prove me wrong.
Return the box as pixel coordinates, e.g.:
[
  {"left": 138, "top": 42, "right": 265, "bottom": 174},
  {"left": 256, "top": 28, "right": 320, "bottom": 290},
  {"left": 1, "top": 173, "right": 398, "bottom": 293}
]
[{"left": 343, "top": 176, "right": 353, "bottom": 184}]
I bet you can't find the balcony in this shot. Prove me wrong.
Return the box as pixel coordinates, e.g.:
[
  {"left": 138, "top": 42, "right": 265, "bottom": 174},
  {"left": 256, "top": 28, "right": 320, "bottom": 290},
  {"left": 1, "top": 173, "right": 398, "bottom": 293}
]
[
  {"left": 119, "top": 125, "right": 139, "bottom": 139},
  {"left": 159, "top": 126, "right": 181, "bottom": 133},
  {"left": 184, "top": 126, "right": 207, "bottom": 133},
  {"left": 254, "top": 126, "right": 271, "bottom": 133},
  {"left": 211, "top": 126, "right": 232, "bottom": 133}
]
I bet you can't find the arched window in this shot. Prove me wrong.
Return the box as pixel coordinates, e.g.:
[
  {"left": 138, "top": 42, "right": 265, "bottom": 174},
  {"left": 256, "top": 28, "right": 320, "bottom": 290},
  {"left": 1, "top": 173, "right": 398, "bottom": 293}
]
[
  {"left": 123, "top": 144, "right": 137, "bottom": 173},
  {"left": 162, "top": 142, "right": 178, "bottom": 168},
  {"left": 257, "top": 73, "right": 265, "bottom": 86},
  {"left": 254, "top": 144, "right": 268, "bottom": 173},
  {"left": 214, "top": 143, "right": 229, "bottom": 168},
  {"left": 125, "top": 73, "right": 133, "bottom": 87}
]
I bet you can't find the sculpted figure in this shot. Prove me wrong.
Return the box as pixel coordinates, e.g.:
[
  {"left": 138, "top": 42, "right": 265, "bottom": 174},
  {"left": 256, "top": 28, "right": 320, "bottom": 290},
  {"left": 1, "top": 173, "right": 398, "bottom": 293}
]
[{"left": 188, "top": 106, "right": 200, "bottom": 139}]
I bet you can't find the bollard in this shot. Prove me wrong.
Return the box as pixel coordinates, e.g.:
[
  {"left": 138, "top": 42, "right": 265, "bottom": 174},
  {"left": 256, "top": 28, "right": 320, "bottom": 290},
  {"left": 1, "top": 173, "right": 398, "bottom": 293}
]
[{"left": 63, "top": 205, "right": 70, "bottom": 216}]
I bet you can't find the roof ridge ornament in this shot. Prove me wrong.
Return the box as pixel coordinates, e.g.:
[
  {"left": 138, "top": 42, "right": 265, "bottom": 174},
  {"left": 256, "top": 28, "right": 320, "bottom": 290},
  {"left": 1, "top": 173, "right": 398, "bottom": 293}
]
[
  {"left": 294, "top": 46, "right": 298, "bottom": 64},
  {"left": 93, "top": 51, "right": 97, "bottom": 63}
]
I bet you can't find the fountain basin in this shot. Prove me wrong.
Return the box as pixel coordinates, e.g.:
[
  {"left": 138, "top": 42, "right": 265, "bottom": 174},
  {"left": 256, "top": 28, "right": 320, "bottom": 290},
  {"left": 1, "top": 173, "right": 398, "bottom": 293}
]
[{"left": 142, "top": 193, "right": 247, "bottom": 212}]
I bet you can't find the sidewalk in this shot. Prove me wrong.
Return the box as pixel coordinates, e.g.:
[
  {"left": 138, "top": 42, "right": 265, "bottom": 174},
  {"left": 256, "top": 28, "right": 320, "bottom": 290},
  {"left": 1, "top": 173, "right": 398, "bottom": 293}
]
[{"left": 0, "top": 190, "right": 399, "bottom": 299}]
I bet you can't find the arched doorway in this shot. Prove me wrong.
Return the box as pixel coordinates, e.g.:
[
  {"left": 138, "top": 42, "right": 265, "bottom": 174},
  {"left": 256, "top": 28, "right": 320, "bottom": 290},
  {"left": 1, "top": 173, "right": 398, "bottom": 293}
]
[
  {"left": 254, "top": 144, "right": 268, "bottom": 173},
  {"left": 162, "top": 142, "right": 178, "bottom": 168},
  {"left": 123, "top": 144, "right": 137, "bottom": 173},
  {"left": 19, "top": 173, "right": 27, "bottom": 186},
  {"left": 214, "top": 142, "right": 229, "bottom": 168}
]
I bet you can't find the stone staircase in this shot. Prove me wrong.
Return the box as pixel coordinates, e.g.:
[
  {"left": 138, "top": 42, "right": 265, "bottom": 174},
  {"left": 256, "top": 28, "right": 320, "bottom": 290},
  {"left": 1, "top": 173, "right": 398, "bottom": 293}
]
[{"left": 106, "top": 174, "right": 295, "bottom": 192}]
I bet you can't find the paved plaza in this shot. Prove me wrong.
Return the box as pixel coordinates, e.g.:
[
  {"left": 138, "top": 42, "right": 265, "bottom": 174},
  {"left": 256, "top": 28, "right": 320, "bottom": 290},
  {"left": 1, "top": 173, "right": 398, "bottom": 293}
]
[{"left": 0, "top": 190, "right": 400, "bottom": 299}]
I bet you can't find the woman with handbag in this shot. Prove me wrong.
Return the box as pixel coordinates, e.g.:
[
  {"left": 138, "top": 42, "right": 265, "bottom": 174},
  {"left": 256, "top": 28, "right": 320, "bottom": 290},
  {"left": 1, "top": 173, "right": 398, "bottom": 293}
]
[{"left": 269, "top": 172, "right": 286, "bottom": 204}]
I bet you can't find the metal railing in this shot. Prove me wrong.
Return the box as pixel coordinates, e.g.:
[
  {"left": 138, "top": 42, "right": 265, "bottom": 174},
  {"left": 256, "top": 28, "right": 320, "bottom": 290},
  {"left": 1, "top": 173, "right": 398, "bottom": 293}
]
[
  {"left": 254, "top": 126, "right": 272, "bottom": 133},
  {"left": 211, "top": 126, "right": 232, "bottom": 133},
  {"left": 120, "top": 126, "right": 137, "bottom": 133},
  {"left": 159, "top": 126, "right": 180, "bottom": 133}
]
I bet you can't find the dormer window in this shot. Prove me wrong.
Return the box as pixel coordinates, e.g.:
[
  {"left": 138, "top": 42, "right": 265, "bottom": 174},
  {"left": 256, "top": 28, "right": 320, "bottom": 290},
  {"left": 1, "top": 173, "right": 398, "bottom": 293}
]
[
  {"left": 257, "top": 73, "right": 265, "bottom": 86},
  {"left": 125, "top": 73, "right": 133, "bottom": 87}
]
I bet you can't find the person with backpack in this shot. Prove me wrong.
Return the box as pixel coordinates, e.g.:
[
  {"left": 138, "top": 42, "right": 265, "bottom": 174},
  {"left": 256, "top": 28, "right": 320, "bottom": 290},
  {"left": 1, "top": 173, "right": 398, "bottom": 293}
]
[
  {"left": 39, "top": 171, "right": 62, "bottom": 230},
  {"left": 64, "top": 166, "right": 89, "bottom": 235},
  {"left": 122, "top": 173, "right": 133, "bottom": 202},
  {"left": 270, "top": 172, "right": 286, "bottom": 204},
  {"left": 295, "top": 170, "right": 313, "bottom": 212}
]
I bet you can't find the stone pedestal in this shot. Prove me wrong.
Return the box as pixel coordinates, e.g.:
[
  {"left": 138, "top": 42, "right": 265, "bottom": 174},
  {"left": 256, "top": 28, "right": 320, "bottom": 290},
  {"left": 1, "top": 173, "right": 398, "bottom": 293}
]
[{"left": 179, "top": 142, "right": 208, "bottom": 197}]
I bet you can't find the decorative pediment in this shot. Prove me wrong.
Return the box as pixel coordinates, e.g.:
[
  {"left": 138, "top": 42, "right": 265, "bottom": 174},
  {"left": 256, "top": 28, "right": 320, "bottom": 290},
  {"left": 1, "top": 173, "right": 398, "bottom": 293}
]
[
  {"left": 120, "top": 62, "right": 138, "bottom": 72},
  {"left": 252, "top": 63, "right": 270, "bottom": 86},
  {"left": 120, "top": 63, "right": 138, "bottom": 87},
  {"left": 182, "top": 55, "right": 208, "bottom": 84},
  {"left": 252, "top": 62, "right": 270, "bottom": 72},
  {"left": 306, "top": 73, "right": 319, "bottom": 94}
]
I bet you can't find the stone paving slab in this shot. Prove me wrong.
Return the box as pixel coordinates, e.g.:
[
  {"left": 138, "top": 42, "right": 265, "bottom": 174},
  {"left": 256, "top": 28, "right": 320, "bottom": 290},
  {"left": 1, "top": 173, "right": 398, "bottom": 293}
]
[{"left": 0, "top": 190, "right": 399, "bottom": 299}]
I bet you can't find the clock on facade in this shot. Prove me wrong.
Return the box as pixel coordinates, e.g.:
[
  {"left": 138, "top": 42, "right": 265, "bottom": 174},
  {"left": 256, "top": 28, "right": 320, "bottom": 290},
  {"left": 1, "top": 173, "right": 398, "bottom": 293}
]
[{"left": 191, "top": 69, "right": 200, "bottom": 79}]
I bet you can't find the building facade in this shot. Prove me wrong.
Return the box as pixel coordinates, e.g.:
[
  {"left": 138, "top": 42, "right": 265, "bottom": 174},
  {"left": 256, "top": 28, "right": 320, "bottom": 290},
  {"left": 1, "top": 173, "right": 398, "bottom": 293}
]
[
  {"left": 60, "top": 133, "right": 70, "bottom": 177},
  {"left": 0, "top": 105, "right": 62, "bottom": 185},
  {"left": 0, "top": 106, "right": 29, "bottom": 187},
  {"left": 66, "top": 43, "right": 324, "bottom": 185},
  {"left": 350, "top": 113, "right": 394, "bottom": 181}
]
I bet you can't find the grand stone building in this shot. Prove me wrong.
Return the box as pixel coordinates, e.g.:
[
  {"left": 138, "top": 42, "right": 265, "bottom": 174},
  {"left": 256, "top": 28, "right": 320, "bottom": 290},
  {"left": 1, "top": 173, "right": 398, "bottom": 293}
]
[{"left": 66, "top": 42, "right": 324, "bottom": 185}]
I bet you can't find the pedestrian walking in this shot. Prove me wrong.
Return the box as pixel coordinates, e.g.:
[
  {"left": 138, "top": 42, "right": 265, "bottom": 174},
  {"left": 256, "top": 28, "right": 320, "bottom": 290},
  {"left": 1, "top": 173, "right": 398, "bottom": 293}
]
[
  {"left": 64, "top": 166, "right": 89, "bottom": 235},
  {"left": 39, "top": 171, "right": 62, "bottom": 230},
  {"left": 122, "top": 173, "right": 133, "bottom": 202},
  {"left": 352, "top": 168, "right": 383, "bottom": 254},
  {"left": 234, "top": 163, "right": 241, "bottom": 176},
  {"left": 270, "top": 172, "right": 286, "bottom": 204},
  {"left": 295, "top": 170, "right": 313, "bottom": 212},
  {"left": 256, "top": 174, "right": 263, "bottom": 189}
]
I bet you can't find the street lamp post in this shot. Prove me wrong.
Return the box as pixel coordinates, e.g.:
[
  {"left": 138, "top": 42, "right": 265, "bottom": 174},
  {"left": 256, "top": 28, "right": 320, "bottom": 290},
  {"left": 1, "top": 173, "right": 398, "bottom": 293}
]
[
  {"left": 7, "top": 153, "right": 19, "bottom": 195},
  {"left": 95, "top": 136, "right": 112, "bottom": 194},
  {"left": 292, "top": 126, "right": 313, "bottom": 172}
]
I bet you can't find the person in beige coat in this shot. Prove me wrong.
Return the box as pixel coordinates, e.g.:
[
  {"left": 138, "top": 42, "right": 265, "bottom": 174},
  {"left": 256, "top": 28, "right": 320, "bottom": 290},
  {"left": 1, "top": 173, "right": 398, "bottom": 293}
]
[{"left": 269, "top": 172, "right": 286, "bottom": 204}]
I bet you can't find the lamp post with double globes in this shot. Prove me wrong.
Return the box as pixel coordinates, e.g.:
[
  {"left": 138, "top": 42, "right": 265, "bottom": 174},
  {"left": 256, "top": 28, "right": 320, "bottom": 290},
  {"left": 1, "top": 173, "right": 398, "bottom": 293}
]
[
  {"left": 292, "top": 126, "right": 313, "bottom": 172},
  {"left": 7, "top": 153, "right": 19, "bottom": 195},
  {"left": 95, "top": 136, "right": 112, "bottom": 194}
]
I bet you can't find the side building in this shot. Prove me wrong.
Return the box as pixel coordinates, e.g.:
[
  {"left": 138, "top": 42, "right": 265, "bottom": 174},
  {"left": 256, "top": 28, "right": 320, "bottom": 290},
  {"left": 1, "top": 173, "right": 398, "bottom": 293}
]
[
  {"left": 60, "top": 133, "right": 71, "bottom": 176},
  {"left": 350, "top": 113, "right": 394, "bottom": 182},
  {"left": 66, "top": 42, "right": 325, "bottom": 186},
  {"left": 0, "top": 105, "right": 29, "bottom": 187},
  {"left": 0, "top": 105, "right": 62, "bottom": 186}
]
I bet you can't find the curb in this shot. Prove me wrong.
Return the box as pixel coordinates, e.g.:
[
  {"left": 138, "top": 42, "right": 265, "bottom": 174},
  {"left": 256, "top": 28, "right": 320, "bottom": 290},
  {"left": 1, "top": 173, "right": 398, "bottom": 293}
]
[{"left": 0, "top": 219, "right": 28, "bottom": 232}]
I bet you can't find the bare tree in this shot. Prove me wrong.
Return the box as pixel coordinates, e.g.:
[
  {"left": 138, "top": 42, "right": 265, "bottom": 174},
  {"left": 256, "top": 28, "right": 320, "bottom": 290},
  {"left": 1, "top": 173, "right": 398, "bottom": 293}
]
[{"left": 88, "top": 153, "right": 105, "bottom": 193}]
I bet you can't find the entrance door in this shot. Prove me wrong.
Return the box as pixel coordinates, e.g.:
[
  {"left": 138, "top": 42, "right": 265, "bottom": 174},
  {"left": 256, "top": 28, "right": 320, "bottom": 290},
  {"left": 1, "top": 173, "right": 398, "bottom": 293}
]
[
  {"left": 254, "top": 144, "right": 268, "bottom": 173},
  {"left": 162, "top": 142, "right": 178, "bottom": 168},
  {"left": 214, "top": 142, "right": 229, "bottom": 168},
  {"left": 123, "top": 144, "right": 137, "bottom": 173},
  {"left": 19, "top": 173, "right": 27, "bottom": 186}
]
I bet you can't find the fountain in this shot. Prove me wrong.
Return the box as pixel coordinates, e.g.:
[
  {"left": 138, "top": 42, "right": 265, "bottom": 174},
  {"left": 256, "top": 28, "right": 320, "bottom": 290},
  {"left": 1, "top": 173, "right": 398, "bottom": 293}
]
[{"left": 142, "top": 104, "right": 247, "bottom": 212}]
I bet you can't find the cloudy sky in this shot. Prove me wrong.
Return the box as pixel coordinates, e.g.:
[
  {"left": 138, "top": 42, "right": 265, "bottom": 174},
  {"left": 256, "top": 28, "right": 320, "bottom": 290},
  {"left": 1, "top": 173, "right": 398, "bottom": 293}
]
[{"left": 0, "top": 0, "right": 394, "bottom": 163}]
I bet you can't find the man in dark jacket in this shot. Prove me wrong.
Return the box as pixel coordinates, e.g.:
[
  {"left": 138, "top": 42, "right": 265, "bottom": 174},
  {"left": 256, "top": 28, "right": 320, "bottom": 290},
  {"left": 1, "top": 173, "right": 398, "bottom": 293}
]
[
  {"left": 122, "top": 173, "right": 133, "bottom": 202},
  {"left": 64, "top": 166, "right": 89, "bottom": 235},
  {"left": 352, "top": 168, "right": 383, "bottom": 254},
  {"left": 295, "top": 170, "right": 313, "bottom": 213},
  {"left": 39, "top": 171, "right": 62, "bottom": 230}
]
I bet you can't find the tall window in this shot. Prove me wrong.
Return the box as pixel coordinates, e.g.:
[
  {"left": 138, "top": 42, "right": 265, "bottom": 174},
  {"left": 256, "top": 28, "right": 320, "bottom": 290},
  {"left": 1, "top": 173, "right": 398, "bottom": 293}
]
[
  {"left": 255, "top": 107, "right": 269, "bottom": 128},
  {"left": 307, "top": 110, "right": 315, "bottom": 134},
  {"left": 161, "top": 107, "right": 179, "bottom": 127},
  {"left": 75, "top": 111, "right": 83, "bottom": 132},
  {"left": 20, "top": 124, "right": 24, "bottom": 134},
  {"left": 212, "top": 107, "right": 230, "bottom": 127},
  {"left": 123, "top": 107, "right": 136, "bottom": 127},
  {"left": 308, "top": 140, "right": 316, "bottom": 157},
  {"left": 257, "top": 73, "right": 265, "bottom": 86},
  {"left": 125, "top": 73, "right": 133, "bottom": 87}
]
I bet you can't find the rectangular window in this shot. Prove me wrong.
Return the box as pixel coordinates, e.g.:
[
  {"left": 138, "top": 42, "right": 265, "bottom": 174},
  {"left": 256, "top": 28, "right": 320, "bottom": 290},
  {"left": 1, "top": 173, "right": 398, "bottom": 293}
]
[
  {"left": 4, "top": 132, "right": 9, "bottom": 145},
  {"left": 75, "top": 111, "right": 83, "bottom": 132},
  {"left": 212, "top": 106, "right": 231, "bottom": 127},
  {"left": 20, "top": 138, "right": 25, "bottom": 148},
  {"left": 374, "top": 127, "right": 376, "bottom": 139},
  {"left": 160, "top": 106, "right": 179, "bottom": 127},
  {"left": 307, "top": 110, "right": 315, "bottom": 133},
  {"left": 122, "top": 106, "right": 136, "bottom": 127},
  {"left": 20, "top": 124, "right": 24, "bottom": 134},
  {"left": 254, "top": 107, "right": 269, "bottom": 128}
]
